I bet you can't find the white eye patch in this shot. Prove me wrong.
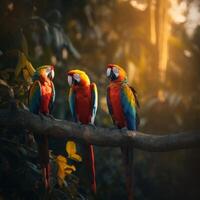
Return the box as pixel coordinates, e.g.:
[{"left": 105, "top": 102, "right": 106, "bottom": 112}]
[
  {"left": 113, "top": 67, "right": 119, "bottom": 77},
  {"left": 73, "top": 73, "right": 80, "bottom": 82},
  {"left": 68, "top": 75, "right": 72, "bottom": 86},
  {"left": 107, "top": 68, "right": 111, "bottom": 77}
]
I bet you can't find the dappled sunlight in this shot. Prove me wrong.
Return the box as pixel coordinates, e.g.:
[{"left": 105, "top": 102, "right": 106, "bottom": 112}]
[
  {"left": 129, "top": 0, "right": 148, "bottom": 11},
  {"left": 185, "top": 0, "right": 200, "bottom": 37},
  {"left": 169, "top": 0, "right": 187, "bottom": 24}
]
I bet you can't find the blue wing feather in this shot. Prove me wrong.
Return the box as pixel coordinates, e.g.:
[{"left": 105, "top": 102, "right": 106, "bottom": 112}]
[
  {"left": 68, "top": 87, "right": 77, "bottom": 122},
  {"left": 120, "top": 84, "right": 137, "bottom": 130},
  {"left": 129, "top": 86, "right": 140, "bottom": 129},
  {"left": 28, "top": 80, "right": 42, "bottom": 114},
  {"left": 49, "top": 81, "right": 55, "bottom": 113},
  {"left": 106, "top": 87, "right": 112, "bottom": 115},
  {"left": 90, "top": 83, "right": 98, "bottom": 124}
]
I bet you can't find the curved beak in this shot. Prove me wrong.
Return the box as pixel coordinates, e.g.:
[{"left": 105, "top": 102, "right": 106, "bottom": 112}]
[
  {"left": 51, "top": 69, "right": 55, "bottom": 80},
  {"left": 107, "top": 68, "right": 118, "bottom": 81}
]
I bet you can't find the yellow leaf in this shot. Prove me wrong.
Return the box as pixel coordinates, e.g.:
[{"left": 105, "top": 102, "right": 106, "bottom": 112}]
[
  {"left": 66, "top": 141, "right": 82, "bottom": 162},
  {"left": 22, "top": 69, "right": 32, "bottom": 84},
  {"left": 15, "top": 51, "right": 35, "bottom": 83},
  {"left": 56, "top": 155, "right": 76, "bottom": 187}
]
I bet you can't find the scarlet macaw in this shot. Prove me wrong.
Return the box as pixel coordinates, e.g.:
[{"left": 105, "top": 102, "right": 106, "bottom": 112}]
[
  {"left": 67, "top": 69, "right": 98, "bottom": 193},
  {"left": 106, "top": 64, "right": 139, "bottom": 200},
  {"left": 28, "top": 65, "right": 55, "bottom": 190}
]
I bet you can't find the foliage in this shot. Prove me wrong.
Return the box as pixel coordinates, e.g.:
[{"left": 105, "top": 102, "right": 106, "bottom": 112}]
[{"left": 0, "top": 134, "right": 86, "bottom": 200}]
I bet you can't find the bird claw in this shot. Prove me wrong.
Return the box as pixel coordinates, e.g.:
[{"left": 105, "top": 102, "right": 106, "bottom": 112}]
[
  {"left": 39, "top": 112, "right": 45, "bottom": 120},
  {"left": 88, "top": 123, "right": 96, "bottom": 129},
  {"left": 39, "top": 112, "right": 55, "bottom": 120},
  {"left": 76, "top": 121, "right": 83, "bottom": 126},
  {"left": 46, "top": 113, "right": 56, "bottom": 120},
  {"left": 76, "top": 121, "right": 96, "bottom": 129}
]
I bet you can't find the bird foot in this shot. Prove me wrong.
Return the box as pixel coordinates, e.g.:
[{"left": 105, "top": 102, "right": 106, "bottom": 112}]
[
  {"left": 76, "top": 121, "right": 82, "bottom": 126},
  {"left": 88, "top": 123, "right": 96, "bottom": 129},
  {"left": 39, "top": 112, "right": 55, "bottom": 120},
  {"left": 39, "top": 112, "right": 46, "bottom": 120},
  {"left": 45, "top": 113, "right": 56, "bottom": 120}
]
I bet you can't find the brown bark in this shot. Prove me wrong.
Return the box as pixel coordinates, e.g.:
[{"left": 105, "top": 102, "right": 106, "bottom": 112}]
[{"left": 0, "top": 108, "right": 200, "bottom": 152}]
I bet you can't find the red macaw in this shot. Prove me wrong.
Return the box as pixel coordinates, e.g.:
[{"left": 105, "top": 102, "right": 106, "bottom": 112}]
[
  {"left": 67, "top": 69, "right": 98, "bottom": 193},
  {"left": 28, "top": 65, "right": 55, "bottom": 190},
  {"left": 106, "top": 64, "right": 139, "bottom": 200}
]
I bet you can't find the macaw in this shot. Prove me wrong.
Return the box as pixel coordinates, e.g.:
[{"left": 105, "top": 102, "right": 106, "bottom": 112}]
[
  {"left": 106, "top": 64, "right": 139, "bottom": 200},
  {"left": 67, "top": 69, "right": 98, "bottom": 193},
  {"left": 28, "top": 65, "right": 55, "bottom": 190}
]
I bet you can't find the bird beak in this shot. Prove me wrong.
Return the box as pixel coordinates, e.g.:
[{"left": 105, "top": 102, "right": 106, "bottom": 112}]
[
  {"left": 51, "top": 69, "right": 55, "bottom": 80},
  {"left": 73, "top": 73, "right": 80, "bottom": 83},
  {"left": 107, "top": 67, "right": 119, "bottom": 81},
  {"left": 112, "top": 67, "right": 119, "bottom": 78}
]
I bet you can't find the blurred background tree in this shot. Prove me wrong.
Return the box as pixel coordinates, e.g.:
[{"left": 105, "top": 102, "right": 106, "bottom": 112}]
[{"left": 0, "top": 0, "right": 200, "bottom": 199}]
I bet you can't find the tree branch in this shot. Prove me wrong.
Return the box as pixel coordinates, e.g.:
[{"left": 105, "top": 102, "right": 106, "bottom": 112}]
[{"left": 0, "top": 108, "right": 199, "bottom": 152}]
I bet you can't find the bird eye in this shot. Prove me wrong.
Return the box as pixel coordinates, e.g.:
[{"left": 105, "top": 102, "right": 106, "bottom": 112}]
[
  {"left": 73, "top": 74, "right": 80, "bottom": 82},
  {"left": 68, "top": 75, "right": 72, "bottom": 86},
  {"left": 106, "top": 68, "right": 111, "bottom": 77}
]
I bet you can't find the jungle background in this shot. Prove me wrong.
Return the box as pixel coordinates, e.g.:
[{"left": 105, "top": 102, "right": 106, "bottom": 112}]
[{"left": 0, "top": 0, "right": 200, "bottom": 199}]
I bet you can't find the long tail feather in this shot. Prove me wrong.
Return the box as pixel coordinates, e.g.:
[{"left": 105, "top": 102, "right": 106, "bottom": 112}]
[
  {"left": 35, "top": 135, "right": 50, "bottom": 190},
  {"left": 41, "top": 164, "right": 51, "bottom": 190},
  {"left": 84, "top": 144, "right": 96, "bottom": 193},
  {"left": 121, "top": 145, "right": 134, "bottom": 200}
]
